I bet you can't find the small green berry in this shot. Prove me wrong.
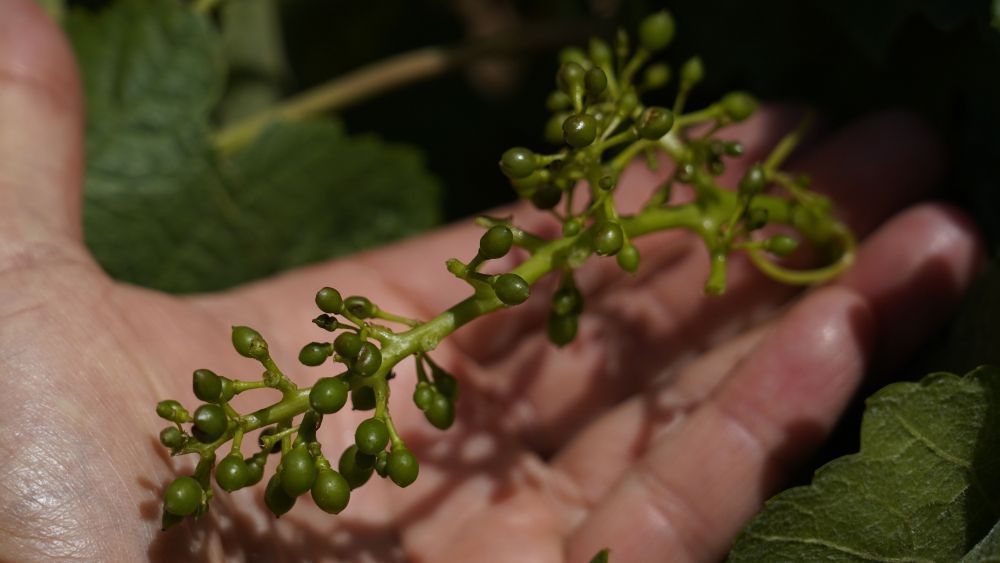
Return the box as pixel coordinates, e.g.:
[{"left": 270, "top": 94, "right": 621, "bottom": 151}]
[
  {"left": 494, "top": 273, "right": 531, "bottom": 305},
  {"left": 635, "top": 106, "right": 674, "bottom": 140},
  {"left": 546, "top": 91, "right": 572, "bottom": 112},
  {"left": 745, "top": 208, "right": 769, "bottom": 231},
  {"left": 547, "top": 313, "right": 578, "bottom": 347},
  {"left": 425, "top": 393, "right": 455, "bottom": 430},
  {"left": 219, "top": 377, "right": 235, "bottom": 402},
  {"left": 315, "top": 287, "right": 344, "bottom": 314},
  {"left": 639, "top": 10, "right": 676, "bottom": 52},
  {"left": 413, "top": 382, "right": 435, "bottom": 411},
  {"left": 215, "top": 454, "right": 250, "bottom": 492},
  {"left": 593, "top": 222, "right": 625, "bottom": 256},
  {"left": 563, "top": 114, "right": 598, "bottom": 148},
  {"left": 231, "top": 326, "right": 267, "bottom": 360},
  {"left": 164, "top": 476, "right": 202, "bottom": 517},
  {"left": 312, "top": 314, "right": 339, "bottom": 331},
  {"left": 159, "top": 426, "right": 184, "bottom": 449},
  {"left": 156, "top": 400, "right": 187, "bottom": 423},
  {"left": 339, "top": 445, "right": 374, "bottom": 489},
  {"left": 310, "top": 377, "right": 350, "bottom": 414},
  {"left": 588, "top": 37, "right": 612, "bottom": 68},
  {"left": 739, "top": 164, "right": 767, "bottom": 197},
  {"left": 312, "top": 468, "right": 351, "bottom": 514},
  {"left": 563, "top": 218, "right": 583, "bottom": 236},
  {"left": 531, "top": 184, "right": 562, "bottom": 210},
  {"left": 499, "top": 147, "right": 538, "bottom": 179},
  {"left": 585, "top": 67, "right": 608, "bottom": 96},
  {"left": 355, "top": 418, "right": 389, "bottom": 456},
  {"left": 245, "top": 455, "right": 265, "bottom": 486},
  {"left": 720, "top": 91, "right": 758, "bottom": 122},
  {"left": 681, "top": 56, "right": 704, "bottom": 86},
  {"left": 374, "top": 451, "right": 389, "bottom": 477},
  {"left": 264, "top": 473, "right": 296, "bottom": 517},
  {"left": 557, "top": 62, "right": 586, "bottom": 95},
  {"left": 345, "top": 295, "right": 375, "bottom": 319},
  {"left": 298, "top": 342, "right": 332, "bottom": 367},
  {"left": 617, "top": 90, "right": 639, "bottom": 118},
  {"left": 193, "top": 404, "right": 227, "bottom": 443},
  {"left": 545, "top": 113, "right": 570, "bottom": 145},
  {"left": 334, "top": 332, "right": 363, "bottom": 360},
  {"left": 480, "top": 226, "right": 514, "bottom": 259},
  {"left": 353, "top": 341, "right": 382, "bottom": 377},
  {"left": 192, "top": 369, "right": 222, "bottom": 402},
  {"left": 387, "top": 448, "right": 419, "bottom": 488},
  {"left": 642, "top": 63, "right": 671, "bottom": 90},
  {"left": 558, "top": 47, "right": 587, "bottom": 65},
  {"left": 433, "top": 369, "right": 459, "bottom": 401},
  {"left": 616, "top": 244, "right": 640, "bottom": 273},
  {"left": 598, "top": 176, "right": 615, "bottom": 191},
  {"left": 765, "top": 235, "right": 800, "bottom": 257},
  {"left": 281, "top": 444, "right": 317, "bottom": 497}
]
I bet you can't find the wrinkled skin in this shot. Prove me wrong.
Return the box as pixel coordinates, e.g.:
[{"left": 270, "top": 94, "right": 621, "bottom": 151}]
[{"left": 0, "top": 1, "right": 985, "bottom": 561}]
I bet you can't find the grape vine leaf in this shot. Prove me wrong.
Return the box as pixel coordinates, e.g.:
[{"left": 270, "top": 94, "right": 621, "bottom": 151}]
[
  {"left": 65, "top": 0, "right": 441, "bottom": 293},
  {"left": 729, "top": 366, "right": 1000, "bottom": 561}
]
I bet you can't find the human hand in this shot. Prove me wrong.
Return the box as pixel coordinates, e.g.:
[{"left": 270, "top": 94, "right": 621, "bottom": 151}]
[{"left": 0, "top": 1, "right": 983, "bottom": 561}]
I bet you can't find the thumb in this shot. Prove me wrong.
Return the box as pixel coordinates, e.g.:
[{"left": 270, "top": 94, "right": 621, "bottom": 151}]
[{"left": 0, "top": 0, "right": 85, "bottom": 257}]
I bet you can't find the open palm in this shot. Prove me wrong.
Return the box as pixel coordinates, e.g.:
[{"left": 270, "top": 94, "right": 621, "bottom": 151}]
[{"left": 0, "top": 2, "right": 984, "bottom": 562}]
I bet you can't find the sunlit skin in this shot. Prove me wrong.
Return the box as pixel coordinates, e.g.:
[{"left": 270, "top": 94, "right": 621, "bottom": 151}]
[{"left": 0, "top": 0, "right": 985, "bottom": 561}]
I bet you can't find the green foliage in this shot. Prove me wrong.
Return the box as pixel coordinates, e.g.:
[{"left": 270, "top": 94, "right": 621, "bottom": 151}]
[
  {"left": 729, "top": 366, "right": 1000, "bottom": 561},
  {"left": 65, "top": 0, "right": 440, "bottom": 293}
]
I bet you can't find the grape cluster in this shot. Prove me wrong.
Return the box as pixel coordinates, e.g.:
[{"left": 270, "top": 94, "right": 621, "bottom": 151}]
[{"left": 154, "top": 10, "right": 854, "bottom": 531}]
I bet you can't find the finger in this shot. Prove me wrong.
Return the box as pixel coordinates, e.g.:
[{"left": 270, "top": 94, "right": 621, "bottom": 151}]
[
  {"left": 565, "top": 203, "right": 983, "bottom": 562},
  {"left": 0, "top": 0, "right": 85, "bottom": 258}
]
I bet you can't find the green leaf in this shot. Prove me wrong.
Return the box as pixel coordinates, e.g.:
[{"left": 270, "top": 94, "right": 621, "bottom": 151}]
[
  {"left": 66, "top": 0, "right": 440, "bottom": 293},
  {"left": 730, "top": 366, "right": 1000, "bottom": 561}
]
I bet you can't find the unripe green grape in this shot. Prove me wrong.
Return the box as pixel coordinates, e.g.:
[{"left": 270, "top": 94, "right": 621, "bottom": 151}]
[
  {"left": 355, "top": 418, "right": 389, "bottom": 456},
  {"left": 432, "top": 369, "right": 459, "bottom": 401},
  {"left": 563, "top": 114, "right": 598, "bottom": 148},
  {"left": 642, "top": 63, "right": 671, "bottom": 90},
  {"left": 585, "top": 67, "right": 608, "bottom": 97},
  {"left": 231, "top": 326, "right": 267, "bottom": 359},
  {"left": 765, "top": 235, "right": 799, "bottom": 257},
  {"left": 563, "top": 218, "right": 583, "bottom": 237},
  {"left": 617, "top": 244, "right": 640, "bottom": 273},
  {"left": 164, "top": 476, "right": 202, "bottom": 517},
  {"left": 413, "top": 382, "right": 434, "bottom": 411},
  {"left": 598, "top": 176, "right": 615, "bottom": 191},
  {"left": 351, "top": 385, "right": 376, "bottom": 410},
  {"left": 531, "top": 183, "right": 562, "bottom": 210},
  {"left": 315, "top": 287, "right": 344, "bottom": 314},
  {"left": 215, "top": 454, "right": 250, "bottom": 492},
  {"left": 720, "top": 91, "right": 758, "bottom": 122},
  {"left": 588, "top": 37, "right": 612, "bottom": 68},
  {"left": 745, "top": 208, "right": 769, "bottom": 231},
  {"left": 159, "top": 426, "right": 184, "bottom": 449},
  {"left": 739, "top": 164, "right": 767, "bottom": 196},
  {"left": 680, "top": 56, "right": 704, "bottom": 86},
  {"left": 334, "top": 332, "right": 363, "bottom": 360},
  {"left": 219, "top": 377, "right": 235, "bottom": 402},
  {"left": 425, "top": 393, "right": 455, "bottom": 430},
  {"left": 557, "top": 61, "right": 586, "bottom": 96},
  {"left": 193, "top": 404, "right": 227, "bottom": 442},
  {"left": 545, "top": 113, "right": 570, "bottom": 145},
  {"left": 480, "top": 225, "right": 514, "bottom": 259},
  {"left": 546, "top": 90, "right": 572, "bottom": 112},
  {"left": 298, "top": 342, "right": 332, "bottom": 367},
  {"left": 593, "top": 222, "right": 625, "bottom": 256},
  {"left": 387, "top": 448, "right": 419, "bottom": 488},
  {"left": 499, "top": 147, "right": 538, "bottom": 179},
  {"left": 353, "top": 341, "right": 382, "bottom": 376},
  {"left": 639, "top": 10, "right": 676, "bottom": 52},
  {"left": 245, "top": 455, "right": 265, "bottom": 486},
  {"left": 725, "top": 141, "right": 745, "bottom": 156},
  {"left": 281, "top": 444, "right": 317, "bottom": 497},
  {"left": 635, "top": 106, "right": 674, "bottom": 140},
  {"left": 310, "top": 377, "right": 350, "bottom": 414},
  {"left": 192, "top": 369, "right": 222, "bottom": 402},
  {"left": 312, "top": 314, "right": 338, "bottom": 331},
  {"left": 338, "top": 445, "right": 374, "bottom": 489},
  {"left": 156, "top": 400, "right": 187, "bottom": 423},
  {"left": 312, "top": 468, "right": 351, "bottom": 514},
  {"left": 558, "top": 47, "right": 587, "bottom": 65},
  {"left": 355, "top": 451, "right": 376, "bottom": 470},
  {"left": 552, "top": 286, "right": 583, "bottom": 316},
  {"left": 264, "top": 473, "right": 296, "bottom": 517},
  {"left": 494, "top": 273, "right": 531, "bottom": 305},
  {"left": 617, "top": 90, "right": 639, "bottom": 119},
  {"left": 374, "top": 451, "right": 389, "bottom": 477},
  {"left": 345, "top": 295, "right": 375, "bottom": 319},
  {"left": 547, "top": 313, "right": 578, "bottom": 347}
]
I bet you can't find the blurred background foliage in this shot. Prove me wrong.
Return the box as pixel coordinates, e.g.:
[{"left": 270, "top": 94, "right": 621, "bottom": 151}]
[{"left": 50, "top": 0, "right": 1000, "bottom": 492}]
